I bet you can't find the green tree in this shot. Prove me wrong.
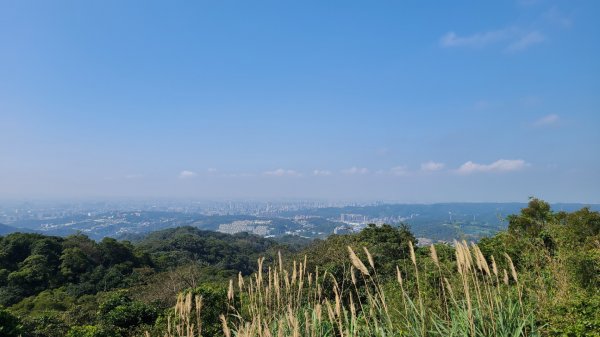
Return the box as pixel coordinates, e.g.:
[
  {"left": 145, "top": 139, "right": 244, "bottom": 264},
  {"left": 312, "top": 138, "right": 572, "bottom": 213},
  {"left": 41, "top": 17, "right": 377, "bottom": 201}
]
[
  {"left": 99, "top": 238, "right": 136, "bottom": 267},
  {"left": 98, "top": 291, "right": 158, "bottom": 331},
  {"left": 8, "top": 254, "right": 53, "bottom": 295},
  {"left": 358, "top": 223, "right": 416, "bottom": 269},
  {"left": 507, "top": 197, "right": 553, "bottom": 238},
  {"left": 60, "top": 247, "right": 91, "bottom": 281}
]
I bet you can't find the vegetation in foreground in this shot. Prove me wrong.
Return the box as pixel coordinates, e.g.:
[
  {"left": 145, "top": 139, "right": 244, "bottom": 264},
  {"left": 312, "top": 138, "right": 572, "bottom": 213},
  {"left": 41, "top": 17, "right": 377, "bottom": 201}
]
[
  {"left": 1, "top": 198, "right": 599, "bottom": 336},
  {"left": 162, "top": 241, "right": 537, "bottom": 337}
]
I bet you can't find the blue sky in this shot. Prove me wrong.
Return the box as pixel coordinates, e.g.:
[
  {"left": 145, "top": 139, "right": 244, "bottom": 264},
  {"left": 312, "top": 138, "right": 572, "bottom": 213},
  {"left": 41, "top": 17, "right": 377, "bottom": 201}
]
[{"left": 1, "top": 0, "right": 599, "bottom": 202}]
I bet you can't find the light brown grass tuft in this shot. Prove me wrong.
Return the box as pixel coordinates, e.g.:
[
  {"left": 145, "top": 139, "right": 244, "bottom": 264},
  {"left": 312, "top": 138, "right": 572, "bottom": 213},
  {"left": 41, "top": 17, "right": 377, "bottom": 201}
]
[{"left": 348, "top": 246, "right": 370, "bottom": 276}]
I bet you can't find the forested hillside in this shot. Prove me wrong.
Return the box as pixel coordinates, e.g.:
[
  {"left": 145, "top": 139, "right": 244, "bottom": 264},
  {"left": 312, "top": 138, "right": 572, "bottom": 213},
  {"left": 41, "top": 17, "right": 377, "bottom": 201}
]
[
  {"left": 0, "top": 227, "right": 291, "bottom": 336},
  {"left": 1, "top": 199, "right": 599, "bottom": 336}
]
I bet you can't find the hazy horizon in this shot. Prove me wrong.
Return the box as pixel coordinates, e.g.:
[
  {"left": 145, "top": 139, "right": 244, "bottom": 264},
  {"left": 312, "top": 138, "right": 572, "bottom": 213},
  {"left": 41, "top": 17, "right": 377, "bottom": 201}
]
[{"left": 1, "top": 1, "right": 599, "bottom": 203}]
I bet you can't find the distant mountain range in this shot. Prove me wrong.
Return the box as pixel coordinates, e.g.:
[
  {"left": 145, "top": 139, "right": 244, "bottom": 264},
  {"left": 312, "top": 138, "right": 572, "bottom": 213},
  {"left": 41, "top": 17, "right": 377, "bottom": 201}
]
[
  {"left": 0, "top": 223, "right": 33, "bottom": 235},
  {"left": 1, "top": 202, "right": 597, "bottom": 242}
]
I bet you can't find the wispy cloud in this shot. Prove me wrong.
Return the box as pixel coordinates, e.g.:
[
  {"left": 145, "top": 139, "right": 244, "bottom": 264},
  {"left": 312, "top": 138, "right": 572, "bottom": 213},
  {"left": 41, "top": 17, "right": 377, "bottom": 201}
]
[
  {"left": 390, "top": 166, "right": 409, "bottom": 176},
  {"left": 440, "top": 28, "right": 513, "bottom": 48},
  {"left": 207, "top": 168, "right": 218, "bottom": 173},
  {"left": 533, "top": 114, "right": 559, "bottom": 127},
  {"left": 225, "top": 172, "right": 255, "bottom": 178},
  {"left": 313, "top": 169, "right": 332, "bottom": 176},
  {"left": 264, "top": 169, "right": 302, "bottom": 177},
  {"left": 457, "top": 159, "right": 529, "bottom": 174},
  {"left": 506, "top": 31, "right": 545, "bottom": 52},
  {"left": 440, "top": 26, "right": 545, "bottom": 53},
  {"left": 179, "top": 170, "right": 197, "bottom": 178},
  {"left": 543, "top": 7, "right": 572, "bottom": 28},
  {"left": 421, "top": 161, "right": 445, "bottom": 172},
  {"left": 342, "top": 167, "right": 369, "bottom": 175}
]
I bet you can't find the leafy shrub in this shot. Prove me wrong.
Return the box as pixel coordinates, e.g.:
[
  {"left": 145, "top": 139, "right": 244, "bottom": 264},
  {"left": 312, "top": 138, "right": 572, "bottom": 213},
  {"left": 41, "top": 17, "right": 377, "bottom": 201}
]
[
  {"left": 98, "top": 291, "right": 158, "bottom": 330},
  {"left": 66, "top": 325, "right": 119, "bottom": 337}
]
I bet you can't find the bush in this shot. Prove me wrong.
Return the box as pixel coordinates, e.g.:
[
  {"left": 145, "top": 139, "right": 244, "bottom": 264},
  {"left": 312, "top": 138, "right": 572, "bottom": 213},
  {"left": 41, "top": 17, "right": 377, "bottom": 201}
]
[
  {"left": 66, "top": 325, "right": 119, "bottom": 337},
  {"left": 99, "top": 291, "right": 158, "bottom": 330}
]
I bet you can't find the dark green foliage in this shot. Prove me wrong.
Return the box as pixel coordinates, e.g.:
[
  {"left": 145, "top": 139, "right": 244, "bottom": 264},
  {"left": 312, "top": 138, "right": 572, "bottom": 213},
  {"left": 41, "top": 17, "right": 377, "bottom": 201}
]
[
  {"left": 507, "top": 197, "right": 553, "bottom": 237},
  {"left": 8, "top": 254, "right": 54, "bottom": 294},
  {"left": 0, "top": 306, "right": 23, "bottom": 337},
  {"left": 0, "top": 268, "right": 8, "bottom": 286},
  {"left": 0, "top": 234, "right": 64, "bottom": 304},
  {"left": 20, "top": 313, "right": 69, "bottom": 337},
  {"left": 0, "top": 226, "right": 280, "bottom": 336},
  {"left": 0, "top": 233, "right": 52, "bottom": 270},
  {"left": 60, "top": 247, "right": 92, "bottom": 281},
  {"left": 0, "top": 233, "right": 145, "bottom": 306},
  {"left": 478, "top": 198, "right": 600, "bottom": 336},
  {"left": 136, "top": 226, "right": 277, "bottom": 274},
  {"left": 66, "top": 325, "right": 119, "bottom": 337},
  {"left": 98, "top": 238, "right": 137, "bottom": 267},
  {"left": 272, "top": 235, "right": 314, "bottom": 251},
  {"left": 10, "top": 289, "right": 74, "bottom": 315},
  {"left": 190, "top": 284, "right": 230, "bottom": 336},
  {"left": 359, "top": 223, "right": 416, "bottom": 267},
  {"left": 545, "top": 294, "right": 600, "bottom": 337},
  {"left": 304, "top": 223, "right": 416, "bottom": 278},
  {"left": 98, "top": 292, "right": 158, "bottom": 330}
]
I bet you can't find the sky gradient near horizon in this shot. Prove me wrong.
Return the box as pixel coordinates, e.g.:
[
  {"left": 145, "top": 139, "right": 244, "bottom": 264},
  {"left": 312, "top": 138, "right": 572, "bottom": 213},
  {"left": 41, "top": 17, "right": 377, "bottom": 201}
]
[{"left": 1, "top": 0, "right": 599, "bottom": 202}]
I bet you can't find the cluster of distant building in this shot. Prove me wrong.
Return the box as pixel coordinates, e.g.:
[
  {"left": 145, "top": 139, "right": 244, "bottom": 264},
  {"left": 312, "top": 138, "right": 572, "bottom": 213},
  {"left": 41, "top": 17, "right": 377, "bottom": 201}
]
[
  {"left": 217, "top": 220, "right": 272, "bottom": 236},
  {"left": 333, "top": 213, "right": 418, "bottom": 235}
]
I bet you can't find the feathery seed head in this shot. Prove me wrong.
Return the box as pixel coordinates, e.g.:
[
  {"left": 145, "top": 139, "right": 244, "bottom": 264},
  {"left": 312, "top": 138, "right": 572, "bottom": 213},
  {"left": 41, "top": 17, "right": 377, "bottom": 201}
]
[
  {"left": 363, "top": 246, "right": 375, "bottom": 270},
  {"left": 409, "top": 241, "right": 417, "bottom": 266},
  {"left": 347, "top": 246, "right": 370, "bottom": 276},
  {"left": 430, "top": 244, "right": 440, "bottom": 268}
]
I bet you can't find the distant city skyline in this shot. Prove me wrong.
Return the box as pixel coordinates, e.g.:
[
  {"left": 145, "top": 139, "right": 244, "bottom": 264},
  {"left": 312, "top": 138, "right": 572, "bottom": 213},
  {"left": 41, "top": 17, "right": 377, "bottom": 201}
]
[{"left": 1, "top": 1, "right": 599, "bottom": 203}]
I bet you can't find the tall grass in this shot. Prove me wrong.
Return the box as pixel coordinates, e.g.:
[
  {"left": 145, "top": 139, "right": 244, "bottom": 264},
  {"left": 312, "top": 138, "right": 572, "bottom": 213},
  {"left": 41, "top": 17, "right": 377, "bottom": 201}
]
[{"left": 152, "top": 242, "right": 538, "bottom": 337}]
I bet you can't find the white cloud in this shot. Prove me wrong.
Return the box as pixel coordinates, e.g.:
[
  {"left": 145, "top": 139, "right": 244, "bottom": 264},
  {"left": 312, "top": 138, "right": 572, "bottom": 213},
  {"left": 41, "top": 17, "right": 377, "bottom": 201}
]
[
  {"left": 225, "top": 172, "right": 255, "bottom": 177},
  {"left": 533, "top": 114, "right": 559, "bottom": 127},
  {"left": 440, "top": 26, "right": 544, "bottom": 52},
  {"left": 179, "top": 170, "right": 197, "bottom": 178},
  {"left": 421, "top": 161, "right": 445, "bottom": 172},
  {"left": 543, "top": 7, "right": 572, "bottom": 28},
  {"left": 313, "top": 169, "right": 332, "bottom": 176},
  {"left": 342, "top": 167, "right": 369, "bottom": 175},
  {"left": 506, "top": 31, "right": 545, "bottom": 52},
  {"left": 264, "top": 169, "right": 301, "bottom": 177},
  {"left": 207, "top": 168, "right": 218, "bottom": 173},
  {"left": 390, "top": 166, "right": 409, "bottom": 176},
  {"left": 440, "top": 29, "right": 512, "bottom": 48},
  {"left": 457, "top": 159, "right": 529, "bottom": 174}
]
